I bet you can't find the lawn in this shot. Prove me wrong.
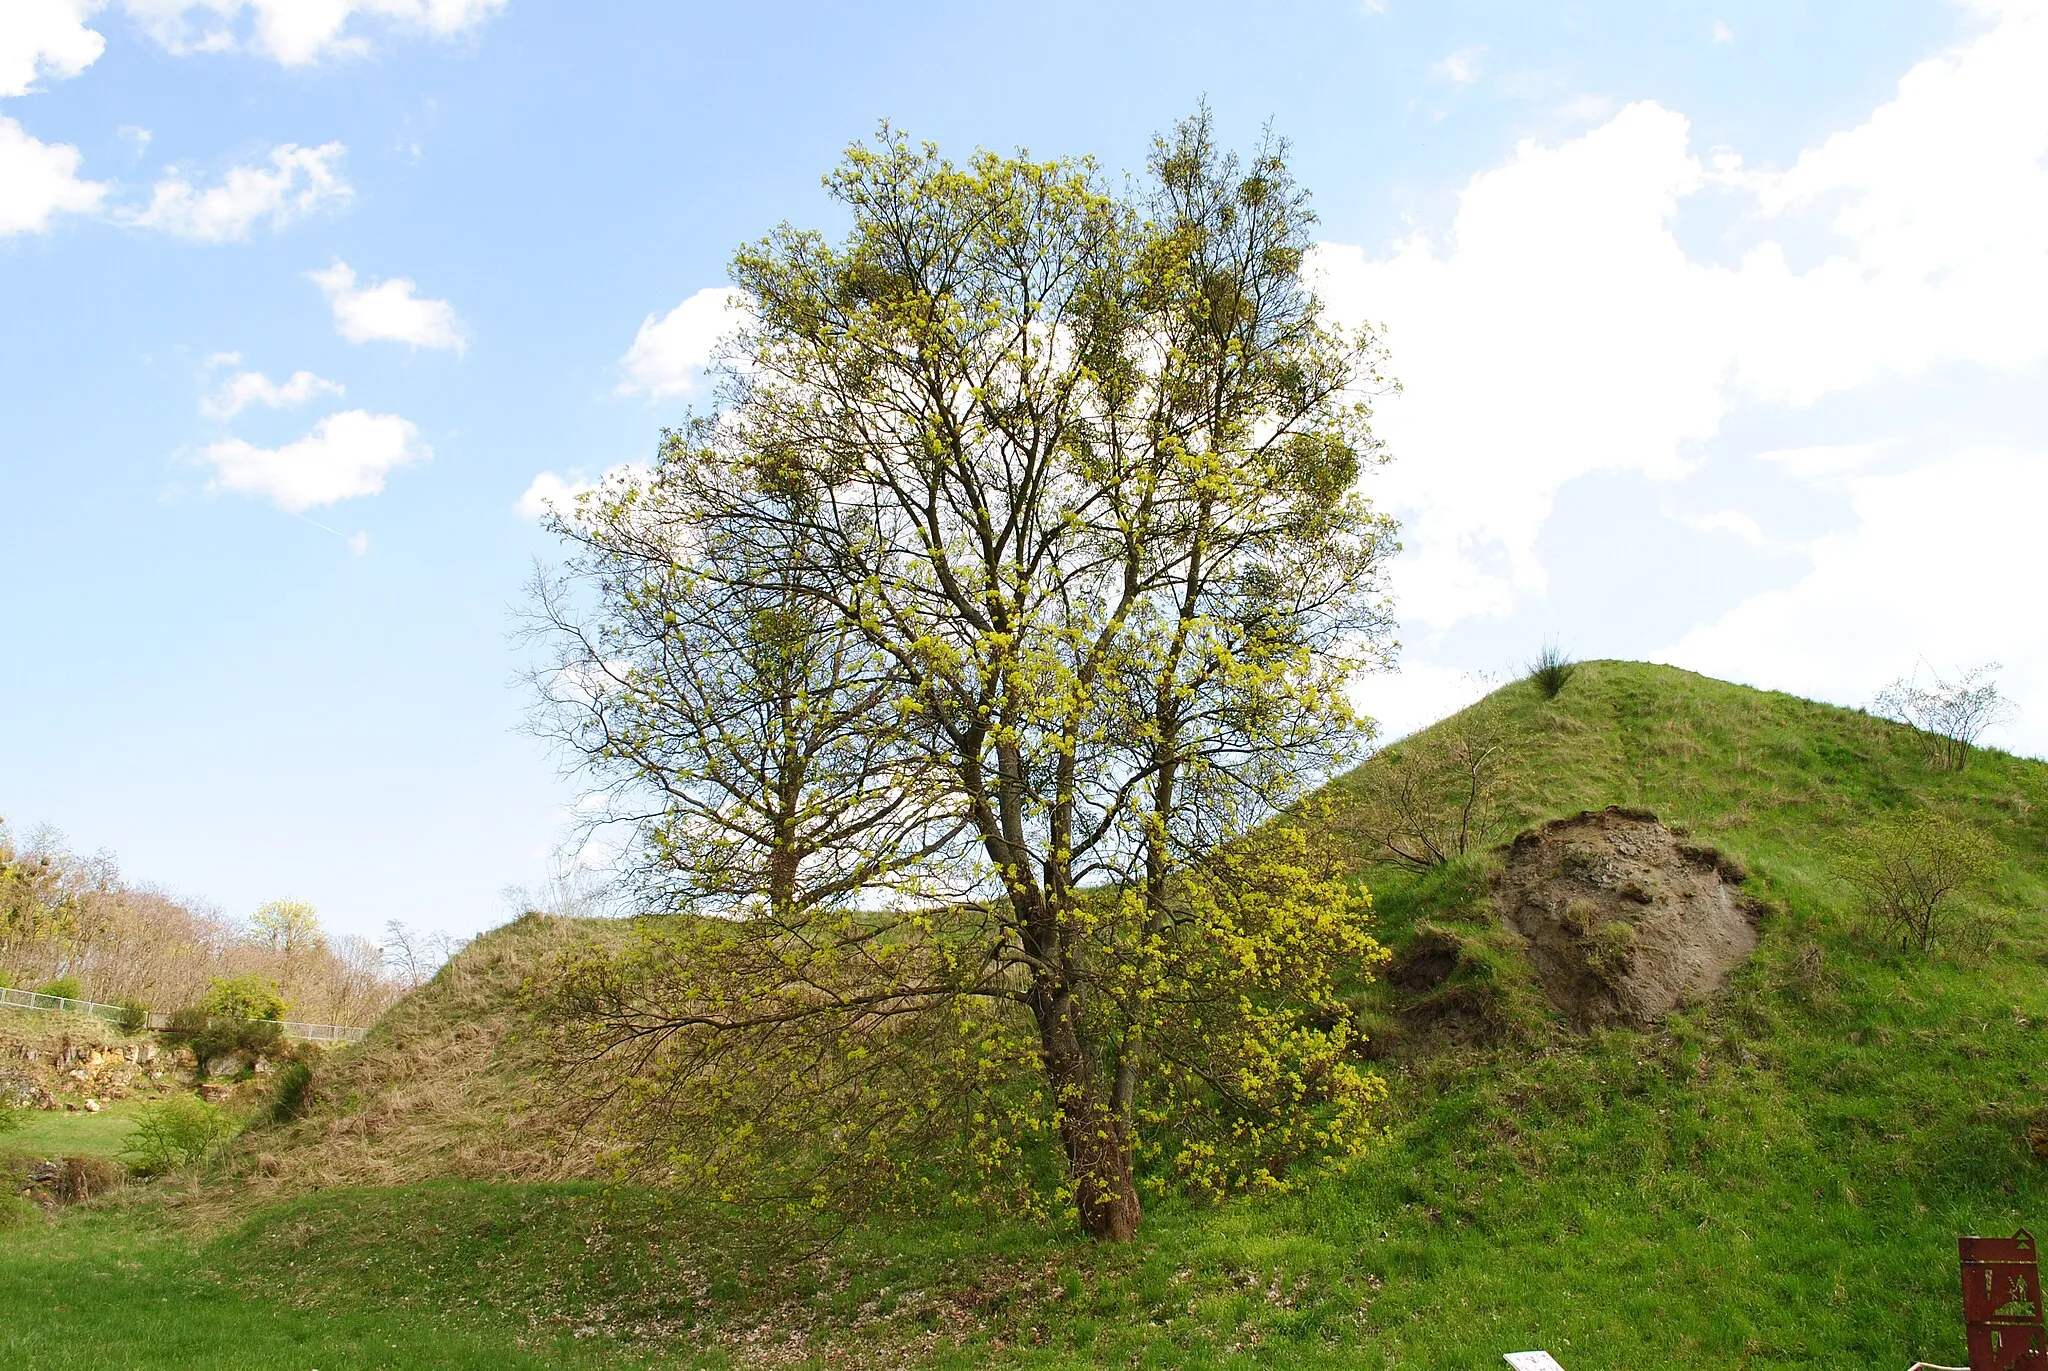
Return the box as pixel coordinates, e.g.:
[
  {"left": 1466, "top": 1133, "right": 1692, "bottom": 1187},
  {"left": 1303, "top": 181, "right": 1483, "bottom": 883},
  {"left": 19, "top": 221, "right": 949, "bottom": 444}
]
[{"left": 2, "top": 1102, "right": 143, "bottom": 1162}]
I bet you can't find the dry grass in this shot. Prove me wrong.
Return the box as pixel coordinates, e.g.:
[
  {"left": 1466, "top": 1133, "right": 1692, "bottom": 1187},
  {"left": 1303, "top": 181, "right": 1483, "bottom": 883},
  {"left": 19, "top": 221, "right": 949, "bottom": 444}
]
[{"left": 215, "top": 912, "right": 631, "bottom": 1200}]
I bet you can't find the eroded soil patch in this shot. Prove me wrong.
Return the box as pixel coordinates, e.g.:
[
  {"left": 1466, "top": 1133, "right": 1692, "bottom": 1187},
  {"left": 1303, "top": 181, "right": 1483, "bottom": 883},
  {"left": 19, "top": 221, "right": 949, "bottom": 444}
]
[{"left": 1493, "top": 807, "right": 1759, "bottom": 1028}]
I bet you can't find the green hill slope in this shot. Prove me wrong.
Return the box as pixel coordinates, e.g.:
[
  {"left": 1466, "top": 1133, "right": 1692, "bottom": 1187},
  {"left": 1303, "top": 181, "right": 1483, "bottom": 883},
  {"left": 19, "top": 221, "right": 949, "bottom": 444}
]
[{"left": 7, "top": 661, "right": 2046, "bottom": 1370}]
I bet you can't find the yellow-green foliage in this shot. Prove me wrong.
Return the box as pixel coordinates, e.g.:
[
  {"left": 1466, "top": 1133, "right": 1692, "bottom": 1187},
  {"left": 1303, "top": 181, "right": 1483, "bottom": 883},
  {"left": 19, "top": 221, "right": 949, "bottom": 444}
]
[
  {"left": 199, "top": 974, "right": 286, "bottom": 1023},
  {"left": 533, "top": 112, "right": 1400, "bottom": 1243}
]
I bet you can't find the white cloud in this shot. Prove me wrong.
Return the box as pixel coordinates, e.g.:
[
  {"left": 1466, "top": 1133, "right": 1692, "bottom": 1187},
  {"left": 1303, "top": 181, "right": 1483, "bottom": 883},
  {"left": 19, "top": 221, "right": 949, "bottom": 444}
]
[
  {"left": 0, "top": 0, "right": 106, "bottom": 97},
  {"left": 119, "top": 0, "right": 506, "bottom": 66},
  {"left": 124, "top": 141, "right": 351, "bottom": 241},
  {"left": 0, "top": 114, "right": 107, "bottom": 233},
  {"left": 1310, "top": 0, "right": 2048, "bottom": 633},
  {"left": 618, "top": 286, "right": 750, "bottom": 399},
  {"left": 1711, "top": 21, "right": 1735, "bottom": 44},
  {"left": 1662, "top": 449, "right": 2048, "bottom": 754},
  {"left": 201, "top": 367, "right": 344, "bottom": 420},
  {"left": 1750, "top": 443, "right": 1882, "bottom": 483},
  {"left": 1433, "top": 47, "right": 1485, "bottom": 84},
  {"left": 199, "top": 409, "right": 429, "bottom": 511},
  {"left": 346, "top": 529, "right": 370, "bottom": 555},
  {"left": 1311, "top": 102, "right": 1726, "bottom": 625},
  {"left": 514, "top": 464, "right": 645, "bottom": 520},
  {"left": 1676, "top": 508, "right": 1766, "bottom": 545},
  {"left": 308, "top": 260, "right": 465, "bottom": 352},
  {"left": 1351, "top": 661, "right": 1499, "bottom": 745}
]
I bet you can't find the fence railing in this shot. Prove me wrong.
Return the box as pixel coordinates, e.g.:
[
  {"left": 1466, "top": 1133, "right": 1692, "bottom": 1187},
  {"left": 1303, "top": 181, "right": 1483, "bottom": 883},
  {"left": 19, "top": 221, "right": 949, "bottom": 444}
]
[{"left": 0, "top": 985, "right": 368, "bottom": 1043}]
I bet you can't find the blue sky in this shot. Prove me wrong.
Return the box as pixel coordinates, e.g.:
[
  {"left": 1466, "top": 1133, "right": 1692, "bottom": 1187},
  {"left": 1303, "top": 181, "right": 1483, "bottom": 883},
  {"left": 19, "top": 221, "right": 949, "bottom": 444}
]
[{"left": 4, "top": 0, "right": 2044, "bottom": 944}]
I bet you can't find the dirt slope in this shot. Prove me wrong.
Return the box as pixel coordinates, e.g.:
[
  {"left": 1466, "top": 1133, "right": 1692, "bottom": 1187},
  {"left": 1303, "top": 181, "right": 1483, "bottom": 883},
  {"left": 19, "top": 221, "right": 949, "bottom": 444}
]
[{"left": 1493, "top": 806, "right": 1760, "bottom": 1027}]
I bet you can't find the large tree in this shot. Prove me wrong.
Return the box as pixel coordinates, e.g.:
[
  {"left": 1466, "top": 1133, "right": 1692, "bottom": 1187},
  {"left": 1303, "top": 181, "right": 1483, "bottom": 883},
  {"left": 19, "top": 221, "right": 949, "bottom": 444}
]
[{"left": 536, "top": 111, "right": 1400, "bottom": 1241}]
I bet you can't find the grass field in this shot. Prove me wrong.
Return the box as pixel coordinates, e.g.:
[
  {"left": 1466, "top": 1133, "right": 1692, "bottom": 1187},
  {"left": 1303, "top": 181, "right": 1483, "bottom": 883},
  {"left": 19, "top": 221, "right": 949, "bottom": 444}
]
[
  {"left": 2, "top": 662, "right": 2044, "bottom": 1369},
  {"left": 2, "top": 1102, "right": 143, "bottom": 1161}
]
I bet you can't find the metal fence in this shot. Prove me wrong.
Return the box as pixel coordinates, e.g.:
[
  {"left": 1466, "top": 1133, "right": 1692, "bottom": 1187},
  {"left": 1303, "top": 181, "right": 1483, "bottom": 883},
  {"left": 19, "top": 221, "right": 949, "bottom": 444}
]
[{"left": 0, "top": 984, "right": 368, "bottom": 1043}]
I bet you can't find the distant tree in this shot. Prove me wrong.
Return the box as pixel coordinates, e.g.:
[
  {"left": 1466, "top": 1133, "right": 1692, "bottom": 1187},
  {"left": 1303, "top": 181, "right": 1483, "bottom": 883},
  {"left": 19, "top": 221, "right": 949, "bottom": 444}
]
[
  {"left": 380, "top": 919, "right": 428, "bottom": 988},
  {"left": 539, "top": 112, "right": 1400, "bottom": 1242},
  {"left": 0, "top": 824, "right": 75, "bottom": 957},
  {"left": 380, "top": 920, "right": 469, "bottom": 990},
  {"left": 1873, "top": 662, "right": 2012, "bottom": 771},
  {"left": 1843, "top": 811, "right": 1997, "bottom": 954},
  {"left": 1342, "top": 717, "right": 1513, "bottom": 870},
  {"left": 249, "top": 899, "right": 324, "bottom": 957}
]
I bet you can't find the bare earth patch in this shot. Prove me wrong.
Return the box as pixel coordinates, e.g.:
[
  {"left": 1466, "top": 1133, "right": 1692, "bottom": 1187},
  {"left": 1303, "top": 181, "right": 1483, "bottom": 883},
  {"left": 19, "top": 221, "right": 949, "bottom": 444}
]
[{"left": 1493, "top": 807, "right": 1760, "bottom": 1028}]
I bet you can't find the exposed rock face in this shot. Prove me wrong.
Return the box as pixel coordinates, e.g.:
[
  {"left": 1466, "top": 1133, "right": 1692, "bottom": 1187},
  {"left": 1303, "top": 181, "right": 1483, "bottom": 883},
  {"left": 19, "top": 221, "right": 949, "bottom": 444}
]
[{"left": 1493, "top": 807, "right": 1760, "bottom": 1028}]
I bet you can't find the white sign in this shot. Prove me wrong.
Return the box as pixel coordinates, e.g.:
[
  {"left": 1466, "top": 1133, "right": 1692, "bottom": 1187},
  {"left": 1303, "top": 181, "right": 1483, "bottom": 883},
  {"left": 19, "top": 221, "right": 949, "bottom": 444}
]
[{"left": 1504, "top": 1354, "right": 1566, "bottom": 1371}]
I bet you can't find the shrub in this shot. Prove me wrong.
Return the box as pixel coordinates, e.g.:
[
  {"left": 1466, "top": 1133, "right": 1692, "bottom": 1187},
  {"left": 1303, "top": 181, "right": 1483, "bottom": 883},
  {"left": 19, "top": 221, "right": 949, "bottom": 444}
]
[
  {"left": 114, "top": 1000, "right": 149, "bottom": 1034},
  {"left": 34, "top": 974, "right": 83, "bottom": 1003},
  {"left": 0, "top": 968, "right": 15, "bottom": 990},
  {"left": 1873, "top": 662, "right": 2011, "bottom": 771},
  {"left": 1843, "top": 811, "right": 1998, "bottom": 954},
  {"left": 157, "top": 1006, "right": 283, "bottom": 1075},
  {"left": 1345, "top": 716, "right": 1515, "bottom": 870},
  {"left": 121, "top": 1095, "right": 233, "bottom": 1176},
  {"left": 199, "top": 973, "right": 286, "bottom": 1023},
  {"left": 0, "top": 1104, "right": 20, "bottom": 1138},
  {"left": 159, "top": 1006, "right": 208, "bottom": 1042},
  {"left": 1527, "top": 643, "right": 1578, "bottom": 700}
]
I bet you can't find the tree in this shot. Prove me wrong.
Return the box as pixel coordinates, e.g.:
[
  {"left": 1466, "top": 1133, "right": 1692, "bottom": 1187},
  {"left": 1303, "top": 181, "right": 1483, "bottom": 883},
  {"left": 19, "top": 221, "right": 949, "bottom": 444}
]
[
  {"left": 538, "top": 112, "right": 1400, "bottom": 1242},
  {"left": 1341, "top": 716, "right": 1512, "bottom": 871},
  {"left": 0, "top": 823, "right": 76, "bottom": 958},
  {"left": 1842, "top": 811, "right": 1997, "bottom": 953},
  {"left": 1873, "top": 662, "right": 2012, "bottom": 770},
  {"left": 249, "top": 898, "right": 324, "bottom": 957}
]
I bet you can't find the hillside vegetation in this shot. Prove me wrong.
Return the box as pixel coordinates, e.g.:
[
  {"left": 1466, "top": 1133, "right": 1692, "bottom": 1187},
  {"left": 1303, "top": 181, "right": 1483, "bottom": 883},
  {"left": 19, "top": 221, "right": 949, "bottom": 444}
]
[{"left": 5, "top": 661, "right": 2045, "bottom": 1370}]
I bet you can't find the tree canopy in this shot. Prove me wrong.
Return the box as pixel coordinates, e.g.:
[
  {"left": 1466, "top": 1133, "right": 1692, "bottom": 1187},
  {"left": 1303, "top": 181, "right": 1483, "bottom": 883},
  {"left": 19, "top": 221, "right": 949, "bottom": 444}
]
[{"left": 534, "top": 111, "right": 1401, "bottom": 1241}]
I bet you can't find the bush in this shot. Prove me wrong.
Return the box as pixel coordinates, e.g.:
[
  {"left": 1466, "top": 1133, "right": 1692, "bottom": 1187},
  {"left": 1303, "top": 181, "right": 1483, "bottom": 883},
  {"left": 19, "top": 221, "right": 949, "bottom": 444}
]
[
  {"left": 159, "top": 1006, "right": 208, "bottom": 1042},
  {"left": 199, "top": 973, "right": 286, "bottom": 1023},
  {"left": 1843, "top": 811, "right": 1998, "bottom": 953},
  {"left": 0, "top": 1104, "right": 20, "bottom": 1138},
  {"left": 33, "top": 974, "right": 83, "bottom": 1002},
  {"left": 121, "top": 1095, "right": 234, "bottom": 1176},
  {"left": 1345, "top": 716, "right": 1514, "bottom": 870},
  {"left": 157, "top": 1007, "right": 283, "bottom": 1075},
  {"left": 0, "top": 968, "right": 15, "bottom": 990},
  {"left": 1527, "top": 643, "right": 1578, "bottom": 700},
  {"left": 114, "top": 1000, "right": 149, "bottom": 1034}
]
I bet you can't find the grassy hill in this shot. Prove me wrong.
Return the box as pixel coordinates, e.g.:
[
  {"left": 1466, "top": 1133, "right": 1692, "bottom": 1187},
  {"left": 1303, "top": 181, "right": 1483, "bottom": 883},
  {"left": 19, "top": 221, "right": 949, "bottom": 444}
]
[{"left": 5, "top": 660, "right": 2046, "bottom": 1369}]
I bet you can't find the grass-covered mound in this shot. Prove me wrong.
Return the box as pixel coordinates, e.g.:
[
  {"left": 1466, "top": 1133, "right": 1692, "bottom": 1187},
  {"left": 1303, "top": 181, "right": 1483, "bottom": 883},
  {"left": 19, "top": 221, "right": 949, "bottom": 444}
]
[
  {"left": 214, "top": 911, "right": 632, "bottom": 1198},
  {"left": 7, "top": 661, "right": 2045, "bottom": 1369}
]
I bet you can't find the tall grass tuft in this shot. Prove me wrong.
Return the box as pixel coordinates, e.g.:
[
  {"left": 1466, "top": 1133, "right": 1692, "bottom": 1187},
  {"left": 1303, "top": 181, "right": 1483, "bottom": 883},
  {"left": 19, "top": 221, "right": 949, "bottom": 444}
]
[{"left": 1527, "top": 642, "right": 1578, "bottom": 699}]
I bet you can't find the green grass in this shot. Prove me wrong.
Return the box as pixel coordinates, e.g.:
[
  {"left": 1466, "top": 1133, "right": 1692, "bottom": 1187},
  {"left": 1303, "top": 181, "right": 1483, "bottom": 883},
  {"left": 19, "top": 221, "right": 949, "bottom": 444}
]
[
  {"left": 4, "top": 662, "right": 2046, "bottom": 1368},
  {"left": 0, "top": 1201, "right": 688, "bottom": 1369},
  {"left": 2, "top": 1102, "right": 144, "bottom": 1161}
]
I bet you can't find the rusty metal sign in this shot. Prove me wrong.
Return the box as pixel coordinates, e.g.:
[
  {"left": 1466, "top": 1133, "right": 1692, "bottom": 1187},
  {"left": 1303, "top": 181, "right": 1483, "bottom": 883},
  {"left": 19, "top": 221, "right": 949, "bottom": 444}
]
[{"left": 1962, "top": 1230, "right": 2047, "bottom": 1371}]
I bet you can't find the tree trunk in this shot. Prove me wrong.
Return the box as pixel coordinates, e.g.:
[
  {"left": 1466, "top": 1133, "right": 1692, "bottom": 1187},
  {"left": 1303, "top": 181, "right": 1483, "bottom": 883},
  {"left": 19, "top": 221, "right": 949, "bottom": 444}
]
[{"left": 1032, "top": 984, "right": 1142, "bottom": 1242}]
